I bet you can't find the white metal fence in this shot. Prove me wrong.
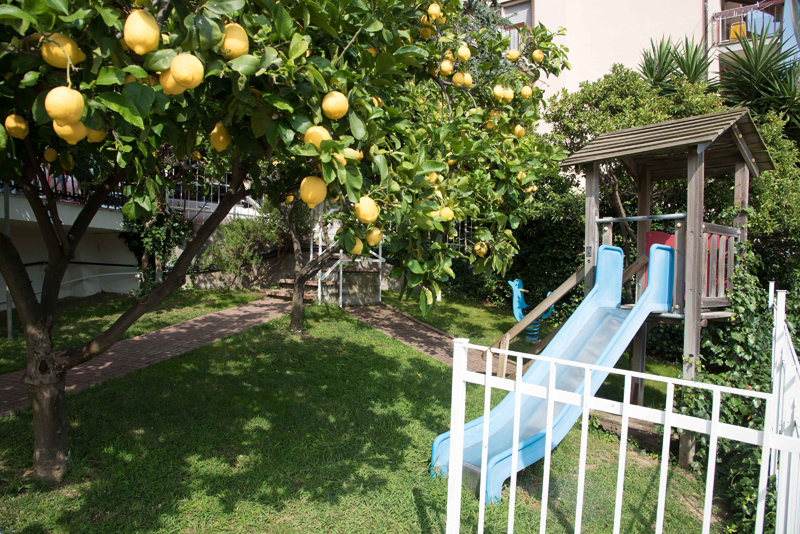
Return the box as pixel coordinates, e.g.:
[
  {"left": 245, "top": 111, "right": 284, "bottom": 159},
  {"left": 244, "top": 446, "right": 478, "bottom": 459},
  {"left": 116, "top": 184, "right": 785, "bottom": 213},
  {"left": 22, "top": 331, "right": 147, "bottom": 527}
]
[{"left": 444, "top": 290, "right": 800, "bottom": 533}]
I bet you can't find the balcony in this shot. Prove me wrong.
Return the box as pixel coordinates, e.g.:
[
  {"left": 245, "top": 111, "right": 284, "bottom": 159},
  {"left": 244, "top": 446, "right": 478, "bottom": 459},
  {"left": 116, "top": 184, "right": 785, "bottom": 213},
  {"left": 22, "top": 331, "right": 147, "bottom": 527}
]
[{"left": 712, "top": 0, "right": 785, "bottom": 46}]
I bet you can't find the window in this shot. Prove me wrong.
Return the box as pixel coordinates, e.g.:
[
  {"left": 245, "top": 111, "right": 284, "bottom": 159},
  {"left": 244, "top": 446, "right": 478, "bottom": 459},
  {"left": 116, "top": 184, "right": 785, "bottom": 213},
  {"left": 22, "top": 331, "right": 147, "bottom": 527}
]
[{"left": 501, "top": 1, "right": 532, "bottom": 50}]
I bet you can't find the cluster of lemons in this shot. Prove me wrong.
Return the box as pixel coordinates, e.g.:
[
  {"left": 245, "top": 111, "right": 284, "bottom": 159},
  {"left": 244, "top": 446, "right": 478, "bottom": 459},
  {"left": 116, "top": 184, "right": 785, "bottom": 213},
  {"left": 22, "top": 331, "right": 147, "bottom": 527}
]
[
  {"left": 419, "top": 3, "right": 446, "bottom": 39},
  {"left": 2, "top": 8, "right": 253, "bottom": 165},
  {"left": 294, "top": 90, "right": 381, "bottom": 255}
]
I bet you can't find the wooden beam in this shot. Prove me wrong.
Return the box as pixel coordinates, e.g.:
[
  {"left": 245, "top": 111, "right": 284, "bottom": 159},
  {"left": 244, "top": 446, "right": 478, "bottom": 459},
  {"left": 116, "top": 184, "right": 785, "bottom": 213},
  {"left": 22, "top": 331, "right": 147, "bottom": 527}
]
[
  {"left": 631, "top": 167, "right": 652, "bottom": 405},
  {"left": 680, "top": 147, "right": 705, "bottom": 469},
  {"left": 731, "top": 124, "right": 760, "bottom": 177},
  {"left": 620, "top": 156, "right": 639, "bottom": 177},
  {"left": 733, "top": 158, "right": 750, "bottom": 245},
  {"left": 497, "top": 333, "right": 510, "bottom": 378},
  {"left": 584, "top": 162, "right": 600, "bottom": 295}
]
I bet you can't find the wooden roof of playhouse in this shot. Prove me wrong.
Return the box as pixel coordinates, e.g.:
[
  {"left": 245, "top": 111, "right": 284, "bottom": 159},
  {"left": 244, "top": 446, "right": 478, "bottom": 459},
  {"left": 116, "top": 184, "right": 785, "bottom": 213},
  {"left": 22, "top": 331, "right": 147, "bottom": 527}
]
[{"left": 560, "top": 108, "right": 775, "bottom": 180}]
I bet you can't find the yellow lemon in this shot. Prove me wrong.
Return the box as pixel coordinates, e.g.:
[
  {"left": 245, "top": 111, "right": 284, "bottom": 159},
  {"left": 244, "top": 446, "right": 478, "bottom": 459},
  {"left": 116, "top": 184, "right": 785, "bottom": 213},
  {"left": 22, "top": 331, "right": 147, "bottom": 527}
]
[
  {"left": 332, "top": 152, "right": 347, "bottom": 166},
  {"left": 125, "top": 73, "right": 157, "bottom": 86},
  {"left": 5, "top": 114, "right": 28, "bottom": 139},
  {"left": 447, "top": 158, "right": 457, "bottom": 165},
  {"left": 503, "top": 88, "right": 514, "bottom": 103},
  {"left": 457, "top": 45, "right": 470, "bottom": 61},
  {"left": 365, "top": 227, "right": 383, "bottom": 246},
  {"left": 304, "top": 125, "right": 331, "bottom": 150},
  {"left": 87, "top": 127, "right": 107, "bottom": 143},
  {"left": 300, "top": 176, "right": 327, "bottom": 208},
  {"left": 53, "top": 121, "right": 87, "bottom": 145},
  {"left": 210, "top": 122, "right": 232, "bottom": 151},
  {"left": 474, "top": 241, "right": 488, "bottom": 257},
  {"left": 40, "top": 33, "right": 86, "bottom": 69},
  {"left": 427, "top": 3, "right": 441, "bottom": 19},
  {"left": 420, "top": 27, "right": 434, "bottom": 39},
  {"left": 426, "top": 172, "right": 438, "bottom": 185},
  {"left": 462, "top": 72, "right": 473, "bottom": 88},
  {"left": 517, "top": 170, "right": 526, "bottom": 181},
  {"left": 321, "top": 91, "right": 349, "bottom": 120},
  {"left": 372, "top": 95, "right": 384, "bottom": 108},
  {"left": 532, "top": 49, "right": 545, "bottom": 63},
  {"left": 428, "top": 209, "right": 440, "bottom": 218},
  {"left": 367, "top": 46, "right": 378, "bottom": 56},
  {"left": 170, "top": 54, "right": 204, "bottom": 89},
  {"left": 221, "top": 23, "right": 248, "bottom": 60},
  {"left": 440, "top": 59, "right": 453, "bottom": 76},
  {"left": 124, "top": 10, "right": 160, "bottom": 56},
  {"left": 489, "top": 109, "right": 501, "bottom": 119},
  {"left": 520, "top": 85, "right": 532, "bottom": 99},
  {"left": 420, "top": 15, "right": 432, "bottom": 26},
  {"left": 44, "top": 86, "right": 85, "bottom": 126},
  {"left": 349, "top": 237, "right": 363, "bottom": 255},
  {"left": 493, "top": 85, "right": 504, "bottom": 102},
  {"left": 358, "top": 150, "right": 364, "bottom": 161},
  {"left": 354, "top": 195, "right": 379, "bottom": 223},
  {"left": 44, "top": 147, "right": 58, "bottom": 162},
  {"left": 436, "top": 15, "right": 446, "bottom": 24},
  {"left": 343, "top": 147, "right": 361, "bottom": 160},
  {"left": 506, "top": 49, "right": 520, "bottom": 61},
  {"left": 514, "top": 125, "right": 525, "bottom": 139},
  {"left": 440, "top": 207, "right": 454, "bottom": 221},
  {"left": 159, "top": 69, "right": 186, "bottom": 95},
  {"left": 285, "top": 195, "right": 294, "bottom": 204},
  {"left": 444, "top": 50, "right": 454, "bottom": 60},
  {"left": 452, "top": 72, "right": 465, "bottom": 87},
  {"left": 484, "top": 120, "right": 495, "bottom": 130}
]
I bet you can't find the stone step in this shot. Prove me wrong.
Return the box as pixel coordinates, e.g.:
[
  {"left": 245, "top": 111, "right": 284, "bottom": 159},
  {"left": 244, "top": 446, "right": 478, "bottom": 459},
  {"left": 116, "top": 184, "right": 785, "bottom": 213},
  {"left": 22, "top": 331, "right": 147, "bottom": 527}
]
[
  {"left": 278, "top": 279, "right": 335, "bottom": 287},
  {"left": 264, "top": 289, "right": 316, "bottom": 302}
]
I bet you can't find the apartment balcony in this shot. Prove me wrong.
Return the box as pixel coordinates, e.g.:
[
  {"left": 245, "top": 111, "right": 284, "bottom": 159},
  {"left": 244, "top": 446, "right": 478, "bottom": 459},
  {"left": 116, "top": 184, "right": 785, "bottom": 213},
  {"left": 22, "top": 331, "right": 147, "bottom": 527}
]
[{"left": 712, "top": 0, "right": 787, "bottom": 49}]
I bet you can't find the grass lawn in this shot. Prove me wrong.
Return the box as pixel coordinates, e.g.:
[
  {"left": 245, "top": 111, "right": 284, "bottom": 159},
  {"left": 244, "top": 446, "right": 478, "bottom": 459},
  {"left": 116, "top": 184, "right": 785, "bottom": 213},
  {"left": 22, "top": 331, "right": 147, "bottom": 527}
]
[
  {"left": 0, "top": 289, "right": 264, "bottom": 375},
  {"left": 384, "top": 291, "right": 683, "bottom": 410},
  {"left": 0, "top": 305, "right": 722, "bottom": 533}
]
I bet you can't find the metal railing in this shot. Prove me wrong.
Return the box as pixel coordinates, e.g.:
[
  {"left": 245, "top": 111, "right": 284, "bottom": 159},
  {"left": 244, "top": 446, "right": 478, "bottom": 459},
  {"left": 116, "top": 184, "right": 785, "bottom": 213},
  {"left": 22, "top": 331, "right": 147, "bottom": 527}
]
[
  {"left": 713, "top": 0, "right": 784, "bottom": 45},
  {"left": 444, "top": 316, "right": 800, "bottom": 533},
  {"left": 1, "top": 170, "right": 126, "bottom": 211}
]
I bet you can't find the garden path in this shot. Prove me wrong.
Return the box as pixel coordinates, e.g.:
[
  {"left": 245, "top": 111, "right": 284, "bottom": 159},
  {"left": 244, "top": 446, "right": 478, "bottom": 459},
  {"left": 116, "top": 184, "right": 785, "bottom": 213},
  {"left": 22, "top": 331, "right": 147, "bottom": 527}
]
[
  {"left": 346, "top": 303, "right": 514, "bottom": 374},
  {"left": 0, "top": 297, "right": 290, "bottom": 417}
]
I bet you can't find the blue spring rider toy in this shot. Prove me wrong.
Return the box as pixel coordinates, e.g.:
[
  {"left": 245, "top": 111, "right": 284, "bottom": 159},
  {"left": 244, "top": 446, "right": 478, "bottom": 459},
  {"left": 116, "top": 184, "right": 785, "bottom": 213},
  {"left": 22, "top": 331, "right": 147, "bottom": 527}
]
[{"left": 508, "top": 279, "right": 554, "bottom": 342}]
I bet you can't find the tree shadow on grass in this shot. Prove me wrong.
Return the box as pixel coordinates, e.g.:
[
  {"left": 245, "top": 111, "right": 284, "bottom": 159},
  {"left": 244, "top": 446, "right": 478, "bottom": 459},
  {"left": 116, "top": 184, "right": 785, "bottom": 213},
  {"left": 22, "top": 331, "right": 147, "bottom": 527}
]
[{"left": 0, "top": 306, "right": 454, "bottom": 533}]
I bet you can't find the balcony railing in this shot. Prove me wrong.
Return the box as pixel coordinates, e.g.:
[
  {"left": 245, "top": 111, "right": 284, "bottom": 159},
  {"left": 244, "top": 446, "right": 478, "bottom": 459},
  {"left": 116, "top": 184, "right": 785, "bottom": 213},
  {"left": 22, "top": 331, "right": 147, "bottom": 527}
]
[{"left": 713, "top": 0, "right": 784, "bottom": 45}]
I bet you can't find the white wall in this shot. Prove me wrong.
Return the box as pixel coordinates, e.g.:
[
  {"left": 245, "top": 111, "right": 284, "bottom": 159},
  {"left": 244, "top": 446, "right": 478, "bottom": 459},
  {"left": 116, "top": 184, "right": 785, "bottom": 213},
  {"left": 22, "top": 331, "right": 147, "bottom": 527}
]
[{"left": 531, "top": 0, "right": 723, "bottom": 96}]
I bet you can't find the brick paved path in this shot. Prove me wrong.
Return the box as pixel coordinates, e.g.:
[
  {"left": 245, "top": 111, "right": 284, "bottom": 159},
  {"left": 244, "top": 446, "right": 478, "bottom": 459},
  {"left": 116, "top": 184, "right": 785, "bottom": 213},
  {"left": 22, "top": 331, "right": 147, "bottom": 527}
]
[
  {"left": 0, "top": 298, "right": 290, "bottom": 417},
  {"left": 346, "top": 303, "right": 514, "bottom": 374}
]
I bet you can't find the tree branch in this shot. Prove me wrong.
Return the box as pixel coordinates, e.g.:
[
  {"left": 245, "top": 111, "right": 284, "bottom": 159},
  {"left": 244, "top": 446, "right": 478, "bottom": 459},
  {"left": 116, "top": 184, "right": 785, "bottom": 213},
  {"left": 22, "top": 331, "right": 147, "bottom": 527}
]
[
  {"left": 22, "top": 136, "right": 68, "bottom": 254},
  {"left": 431, "top": 76, "right": 453, "bottom": 121},
  {"left": 57, "top": 178, "right": 249, "bottom": 371},
  {"left": 17, "top": 163, "right": 62, "bottom": 262},
  {"left": 0, "top": 232, "right": 45, "bottom": 328},
  {"left": 299, "top": 243, "right": 342, "bottom": 279},
  {"left": 156, "top": 0, "right": 172, "bottom": 26}
]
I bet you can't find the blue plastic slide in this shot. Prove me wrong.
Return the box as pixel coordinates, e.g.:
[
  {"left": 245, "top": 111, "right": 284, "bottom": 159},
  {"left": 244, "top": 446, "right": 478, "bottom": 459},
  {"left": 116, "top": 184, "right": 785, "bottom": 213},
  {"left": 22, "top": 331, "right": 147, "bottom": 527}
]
[{"left": 431, "top": 244, "right": 675, "bottom": 503}]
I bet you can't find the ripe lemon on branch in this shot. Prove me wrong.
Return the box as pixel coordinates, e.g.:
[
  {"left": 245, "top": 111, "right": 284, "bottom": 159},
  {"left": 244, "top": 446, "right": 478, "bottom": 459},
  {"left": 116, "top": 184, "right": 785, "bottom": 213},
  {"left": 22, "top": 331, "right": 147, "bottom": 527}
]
[
  {"left": 210, "top": 122, "right": 232, "bottom": 152},
  {"left": 304, "top": 126, "right": 331, "bottom": 150},
  {"left": 44, "top": 147, "right": 58, "bottom": 162},
  {"left": 300, "top": 176, "right": 327, "bottom": 208},
  {"left": 355, "top": 196, "right": 379, "bottom": 223},
  {"left": 322, "top": 91, "right": 349, "bottom": 120},
  {"left": 124, "top": 10, "right": 160, "bottom": 55},
  {"left": 87, "top": 128, "right": 107, "bottom": 143},
  {"left": 221, "top": 23, "right": 248, "bottom": 59},
  {"left": 5, "top": 115, "right": 28, "bottom": 139},
  {"left": 40, "top": 33, "right": 86, "bottom": 69},
  {"left": 520, "top": 85, "right": 532, "bottom": 99},
  {"left": 349, "top": 237, "right": 364, "bottom": 255},
  {"left": 457, "top": 45, "right": 470, "bottom": 61},
  {"left": 159, "top": 69, "right": 186, "bottom": 95},
  {"left": 45, "top": 86, "right": 84, "bottom": 126},
  {"left": 170, "top": 54, "right": 204, "bottom": 89},
  {"left": 53, "top": 121, "right": 87, "bottom": 145},
  {"left": 365, "top": 227, "right": 383, "bottom": 246},
  {"left": 474, "top": 241, "right": 488, "bottom": 257}
]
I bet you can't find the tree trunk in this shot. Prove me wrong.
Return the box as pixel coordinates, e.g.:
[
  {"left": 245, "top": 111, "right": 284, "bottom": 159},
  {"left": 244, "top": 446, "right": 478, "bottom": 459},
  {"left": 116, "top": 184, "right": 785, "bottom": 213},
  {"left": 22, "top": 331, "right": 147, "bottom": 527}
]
[
  {"left": 25, "top": 368, "right": 68, "bottom": 483},
  {"left": 290, "top": 276, "right": 307, "bottom": 331}
]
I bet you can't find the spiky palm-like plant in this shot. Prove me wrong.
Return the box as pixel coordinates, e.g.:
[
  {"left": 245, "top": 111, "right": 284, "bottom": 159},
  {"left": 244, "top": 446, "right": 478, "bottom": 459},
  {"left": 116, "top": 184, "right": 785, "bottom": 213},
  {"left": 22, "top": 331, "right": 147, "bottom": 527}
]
[
  {"left": 639, "top": 37, "right": 677, "bottom": 92},
  {"left": 673, "top": 36, "right": 714, "bottom": 85}
]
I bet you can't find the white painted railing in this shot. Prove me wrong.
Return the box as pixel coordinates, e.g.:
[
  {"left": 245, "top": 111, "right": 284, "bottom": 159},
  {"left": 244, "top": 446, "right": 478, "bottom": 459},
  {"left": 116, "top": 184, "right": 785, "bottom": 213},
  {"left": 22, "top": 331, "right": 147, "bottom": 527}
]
[
  {"left": 771, "top": 285, "right": 800, "bottom": 533},
  {"left": 445, "top": 320, "right": 800, "bottom": 533}
]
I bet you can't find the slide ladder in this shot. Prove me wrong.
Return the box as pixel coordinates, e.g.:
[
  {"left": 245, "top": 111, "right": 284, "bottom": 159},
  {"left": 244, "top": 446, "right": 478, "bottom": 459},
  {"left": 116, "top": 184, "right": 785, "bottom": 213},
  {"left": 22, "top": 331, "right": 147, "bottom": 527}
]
[{"left": 431, "top": 244, "right": 675, "bottom": 503}]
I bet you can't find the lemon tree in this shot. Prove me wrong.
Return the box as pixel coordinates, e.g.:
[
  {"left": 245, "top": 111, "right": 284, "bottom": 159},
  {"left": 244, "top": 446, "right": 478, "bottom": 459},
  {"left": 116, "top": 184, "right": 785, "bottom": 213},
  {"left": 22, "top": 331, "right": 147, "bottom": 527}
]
[{"left": 0, "top": 0, "right": 569, "bottom": 483}]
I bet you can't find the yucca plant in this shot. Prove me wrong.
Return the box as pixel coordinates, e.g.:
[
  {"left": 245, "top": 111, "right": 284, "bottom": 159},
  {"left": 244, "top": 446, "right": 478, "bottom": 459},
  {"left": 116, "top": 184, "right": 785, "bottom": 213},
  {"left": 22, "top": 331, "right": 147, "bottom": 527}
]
[
  {"left": 673, "top": 37, "right": 714, "bottom": 85},
  {"left": 639, "top": 37, "right": 677, "bottom": 92}
]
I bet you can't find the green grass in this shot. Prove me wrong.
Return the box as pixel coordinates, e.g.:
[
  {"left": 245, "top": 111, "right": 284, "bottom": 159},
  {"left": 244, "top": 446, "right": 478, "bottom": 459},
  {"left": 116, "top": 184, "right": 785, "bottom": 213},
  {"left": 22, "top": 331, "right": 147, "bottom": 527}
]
[
  {"left": 0, "top": 289, "right": 264, "bottom": 375},
  {"left": 0, "top": 305, "right": 722, "bottom": 533},
  {"left": 383, "top": 291, "right": 682, "bottom": 410}
]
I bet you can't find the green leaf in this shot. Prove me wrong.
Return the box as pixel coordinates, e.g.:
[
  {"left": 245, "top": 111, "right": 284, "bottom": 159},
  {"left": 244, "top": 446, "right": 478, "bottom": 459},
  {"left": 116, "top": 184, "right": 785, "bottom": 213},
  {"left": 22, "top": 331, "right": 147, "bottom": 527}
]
[
  {"left": 259, "top": 47, "right": 279, "bottom": 69},
  {"left": 203, "top": 0, "right": 245, "bottom": 15},
  {"left": 122, "top": 200, "right": 137, "bottom": 220},
  {"left": 287, "top": 111, "right": 311, "bottom": 134},
  {"left": 59, "top": 7, "right": 92, "bottom": 22},
  {"left": 0, "top": 124, "right": 7, "bottom": 150},
  {"left": 123, "top": 65, "right": 149, "bottom": 79},
  {"left": 0, "top": 5, "right": 37, "bottom": 27},
  {"left": 98, "top": 92, "right": 144, "bottom": 129},
  {"left": 123, "top": 82, "right": 156, "bottom": 118},
  {"left": 96, "top": 67, "right": 126, "bottom": 86},
  {"left": 394, "top": 45, "right": 428, "bottom": 59},
  {"left": 228, "top": 54, "right": 260, "bottom": 75},
  {"left": 348, "top": 111, "right": 366, "bottom": 140},
  {"left": 32, "top": 91, "right": 50, "bottom": 125},
  {"left": 344, "top": 165, "right": 362, "bottom": 202},
  {"left": 421, "top": 161, "right": 447, "bottom": 174},
  {"left": 19, "top": 70, "right": 40, "bottom": 88},
  {"left": 143, "top": 49, "right": 178, "bottom": 72},
  {"left": 95, "top": 6, "right": 121, "bottom": 28},
  {"left": 193, "top": 14, "right": 225, "bottom": 50},
  {"left": 407, "top": 259, "right": 424, "bottom": 274},
  {"left": 274, "top": 3, "right": 294, "bottom": 41},
  {"left": 288, "top": 33, "right": 308, "bottom": 60},
  {"left": 264, "top": 94, "right": 293, "bottom": 112},
  {"left": 304, "top": 64, "right": 327, "bottom": 91},
  {"left": 419, "top": 289, "right": 432, "bottom": 315},
  {"left": 45, "top": 0, "right": 69, "bottom": 16},
  {"left": 373, "top": 154, "right": 388, "bottom": 182},
  {"left": 364, "top": 20, "right": 383, "bottom": 33},
  {"left": 251, "top": 109, "right": 270, "bottom": 137}
]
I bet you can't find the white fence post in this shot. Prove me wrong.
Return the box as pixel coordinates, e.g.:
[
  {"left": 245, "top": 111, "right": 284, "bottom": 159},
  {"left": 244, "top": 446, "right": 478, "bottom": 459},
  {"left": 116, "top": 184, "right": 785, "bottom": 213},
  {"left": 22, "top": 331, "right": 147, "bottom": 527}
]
[{"left": 445, "top": 339, "right": 469, "bottom": 534}]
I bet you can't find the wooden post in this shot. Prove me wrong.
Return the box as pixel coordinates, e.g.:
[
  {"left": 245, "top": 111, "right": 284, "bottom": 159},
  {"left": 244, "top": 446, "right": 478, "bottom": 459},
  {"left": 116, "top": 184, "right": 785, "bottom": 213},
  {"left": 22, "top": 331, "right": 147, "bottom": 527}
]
[
  {"left": 680, "top": 148, "right": 705, "bottom": 469},
  {"left": 584, "top": 162, "right": 600, "bottom": 295},
  {"left": 602, "top": 223, "right": 612, "bottom": 246},
  {"left": 631, "top": 168, "right": 652, "bottom": 405},
  {"left": 497, "top": 333, "right": 510, "bottom": 378},
  {"left": 674, "top": 221, "right": 686, "bottom": 314},
  {"left": 733, "top": 159, "right": 749, "bottom": 247}
]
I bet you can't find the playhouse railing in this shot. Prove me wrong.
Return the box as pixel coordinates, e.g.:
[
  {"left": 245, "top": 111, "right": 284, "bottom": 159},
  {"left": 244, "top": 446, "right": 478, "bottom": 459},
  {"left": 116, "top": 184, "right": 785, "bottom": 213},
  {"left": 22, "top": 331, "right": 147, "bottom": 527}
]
[
  {"left": 701, "top": 223, "right": 740, "bottom": 308},
  {"left": 444, "top": 331, "right": 800, "bottom": 533}
]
